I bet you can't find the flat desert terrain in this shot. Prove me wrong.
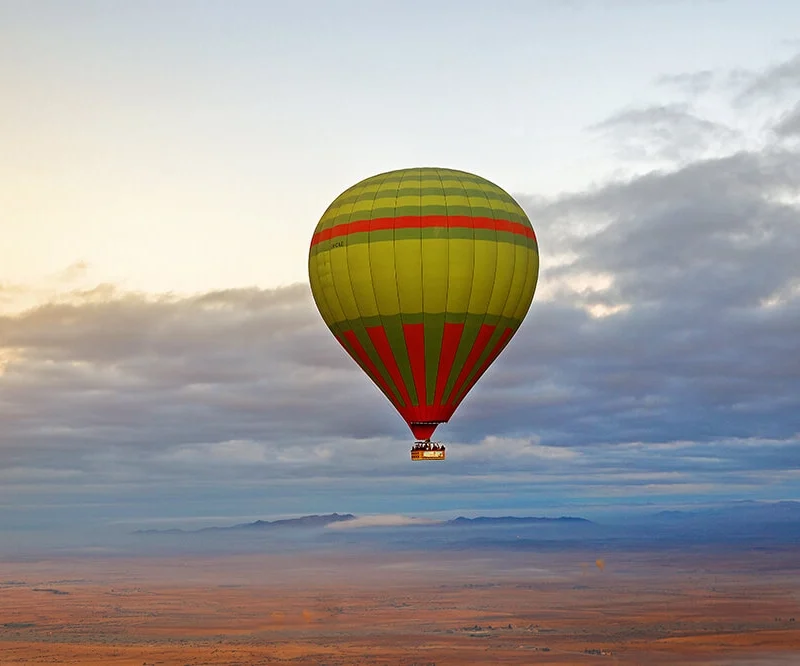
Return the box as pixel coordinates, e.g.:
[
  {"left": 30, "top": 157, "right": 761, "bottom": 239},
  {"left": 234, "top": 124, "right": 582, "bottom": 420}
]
[{"left": 2, "top": 547, "right": 799, "bottom": 665}]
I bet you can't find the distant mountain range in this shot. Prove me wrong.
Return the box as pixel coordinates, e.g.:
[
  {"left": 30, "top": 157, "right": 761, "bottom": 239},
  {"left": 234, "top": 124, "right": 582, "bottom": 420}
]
[
  {"left": 133, "top": 501, "right": 800, "bottom": 537},
  {"left": 134, "top": 513, "right": 356, "bottom": 534},
  {"left": 449, "top": 516, "right": 591, "bottom": 526},
  {"left": 651, "top": 500, "right": 800, "bottom": 524},
  {"left": 133, "top": 513, "right": 591, "bottom": 534}
]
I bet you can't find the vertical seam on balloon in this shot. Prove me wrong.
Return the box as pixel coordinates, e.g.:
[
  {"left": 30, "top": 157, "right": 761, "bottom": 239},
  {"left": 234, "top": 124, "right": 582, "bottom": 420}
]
[
  {"left": 432, "top": 167, "right": 449, "bottom": 407},
  {"left": 344, "top": 176, "right": 403, "bottom": 406},
  {"left": 438, "top": 167, "right": 451, "bottom": 329},
  {"left": 336, "top": 333, "right": 389, "bottom": 401},
  {"left": 502, "top": 197, "right": 537, "bottom": 340},
  {"left": 433, "top": 321, "right": 463, "bottom": 407},
  {"left": 516, "top": 217, "right": 540, "bottom": 321},
  {"left": 398, "top": 169, "right": 421, "bottom": 418},
  {"left": 511, "top": 198, "right": 534, "bottom": 319},
  {"left": 365, "top": 170, "right": 406, "bottom": 407},
  {"left": 506, "top": 201, "right": 535, "bottom": 328},
  {"left": 441, "top": 180, "right": 497, "bottom": 405},
  {"left": 392, "top": 168, "right": 418, "bottom": 407},
  {"left": 341, "top": 331, "right": 397, "bottom": 405},
  {"left": 456, "top": 167, "right": 477, "bottom": 326},
  {"left": 418, "top": 167, "right": 425, "bottom": 403},
  {"left": 518, "top": 250, "right": 539, "bottom": 321},
  {"left": 477, "top": 179, "right": 499, "bottom": 333},
  {"left": 314, "top": 196, "right": 348, "bottom": 330},
  {"left": 366, "top": 326, "right": 413, "bottom": 408},
  {"left": 453, "top": 326, "right": 514, "bottom": 406},
  {"left": 452, "top": 187, "right": 518, "bottom": 404},
  {"left": 500, "top": 202, "right": 531, "bottom": 337},
  {"left": 403, "top": 322, "right": 427, "bottom": 414},
  {"left": 340, "top": 183, "right": 364, "bottom": 328},
  {"left": 432, "top": 169, "right": 475, "bottom": 408},
  {"left": 493, "top": 186, "right": 518, "bottom": 334},
  {"left": 446, "top": 324, "right": 496, "bottom": 405},
  {"left": 325, "top": 190, "right": 356, "bottom": 326},
  {"left": 312, "top": 186, "right": 380, "bottom": 393},
  {"left": 394, "top": 169, "right": 406, "bottom": 402},
  {"left": 309, "top": 255, "right": 339, "bottom": 343},
  {"left": 402, "top": 170, "right": 427, "bottom": 410}
]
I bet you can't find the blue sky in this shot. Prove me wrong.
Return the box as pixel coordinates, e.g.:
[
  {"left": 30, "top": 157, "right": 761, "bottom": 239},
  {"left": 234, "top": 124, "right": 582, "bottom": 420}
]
[
  {"left": 3, "top": 0, "right": 797, "bottom": 293},
  {"left": 1, "top": 0, "right": 799, "bottom": 533}
]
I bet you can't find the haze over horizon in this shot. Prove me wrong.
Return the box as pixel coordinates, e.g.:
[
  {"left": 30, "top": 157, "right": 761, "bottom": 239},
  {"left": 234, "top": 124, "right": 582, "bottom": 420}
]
[{"left": 2, "top": 1, "right": 799, "bottom": 538}]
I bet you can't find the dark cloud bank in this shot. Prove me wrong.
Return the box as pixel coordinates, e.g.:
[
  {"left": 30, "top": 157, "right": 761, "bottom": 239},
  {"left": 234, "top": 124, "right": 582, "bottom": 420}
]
[{"left": 1, "top": 54, "right": 799, "bottom": 526}]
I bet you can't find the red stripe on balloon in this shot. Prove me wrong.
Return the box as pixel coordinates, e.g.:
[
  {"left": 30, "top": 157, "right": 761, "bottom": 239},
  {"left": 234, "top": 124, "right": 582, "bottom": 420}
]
[
  {"left": 339, "top": 331, "right": 401, "bottom": 408},
  {"left": 434, "top": 322, "right": 464, "bottom": 406},
  {"left": 310, "top": 215, "right": 535, "bottom": 247},
  {"left": 366, "top": 325, "right": 411, "bottom": 409},
  {"left": 452, "top": 327, "right": 515, "bottom": 407},
  {"left": 402, "top": 323, "right": 427, "bottom": 407},
  {"left": 445, "top": 324, "right": 496, "bottom": 406}
]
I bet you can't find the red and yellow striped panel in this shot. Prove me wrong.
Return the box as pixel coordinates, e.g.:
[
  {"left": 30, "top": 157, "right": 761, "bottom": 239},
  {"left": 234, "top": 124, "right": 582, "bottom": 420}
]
[{"left": 308, "top": 167, "right": 539, "bottom": 440}]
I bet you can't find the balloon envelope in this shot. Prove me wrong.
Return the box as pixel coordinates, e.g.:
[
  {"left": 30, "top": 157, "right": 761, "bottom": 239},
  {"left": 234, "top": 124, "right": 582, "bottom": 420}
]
[{"left": 308, "top": 167, "right": 539, "bottom": 441}]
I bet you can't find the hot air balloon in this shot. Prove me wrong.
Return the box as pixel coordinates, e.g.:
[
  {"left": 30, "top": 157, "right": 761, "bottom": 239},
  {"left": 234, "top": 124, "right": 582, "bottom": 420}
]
[{"left": 308, "top": 167, "right": 539, "bottom": 460}]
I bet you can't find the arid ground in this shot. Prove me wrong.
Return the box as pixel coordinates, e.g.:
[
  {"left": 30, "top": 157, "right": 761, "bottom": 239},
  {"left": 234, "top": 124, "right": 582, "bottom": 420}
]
[{"left": 2, "top": 546, "right": 799, "bottom": 665}]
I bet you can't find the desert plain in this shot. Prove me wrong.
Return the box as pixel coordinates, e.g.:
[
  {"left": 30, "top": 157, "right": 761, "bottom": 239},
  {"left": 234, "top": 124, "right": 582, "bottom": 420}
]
[{"left": 2, "top": 543, "right": 799, "bottom": 665}]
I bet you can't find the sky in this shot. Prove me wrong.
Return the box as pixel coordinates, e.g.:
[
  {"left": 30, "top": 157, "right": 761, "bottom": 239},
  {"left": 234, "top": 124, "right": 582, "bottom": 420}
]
[{"left": 1, "top": 0, "right": 799, "bottom": 534}]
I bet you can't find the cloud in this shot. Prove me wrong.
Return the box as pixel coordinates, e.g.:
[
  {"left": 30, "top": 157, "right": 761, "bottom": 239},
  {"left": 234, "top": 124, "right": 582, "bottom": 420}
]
[
  {"left": 656, "top": 71, "right": 716, "bottom": 98},
  {"left": 326, "top": 515, "right": 443, "bottom": 529},
  {"left": 56, "top": 261, "right": 90, "bottom": 283},
  {"left": 0, "top": 283, "right": 397, "bottom": 463},
  {"left": 736, "top": 52, "right": 800, "bottom": 103},
  {"left": 773, "top": 102, "right": 800, "bottom": 137},
  {"left": 503, "top": 147, "right": 800, "bottom": 450},
  {"left": 589, "top": 103, "right": 740, "bottom": 163},
  {"left": 2, "top": 53, "right": 800, "bottom": 527},
  {"left": 461, "top": 436, "right": 580, "bottom": 461}
]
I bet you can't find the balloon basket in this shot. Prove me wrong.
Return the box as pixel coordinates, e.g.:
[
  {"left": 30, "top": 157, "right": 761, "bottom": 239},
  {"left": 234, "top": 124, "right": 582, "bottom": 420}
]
[{"left": 410, "top": 442, "right": 446, "bottom": 461}]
